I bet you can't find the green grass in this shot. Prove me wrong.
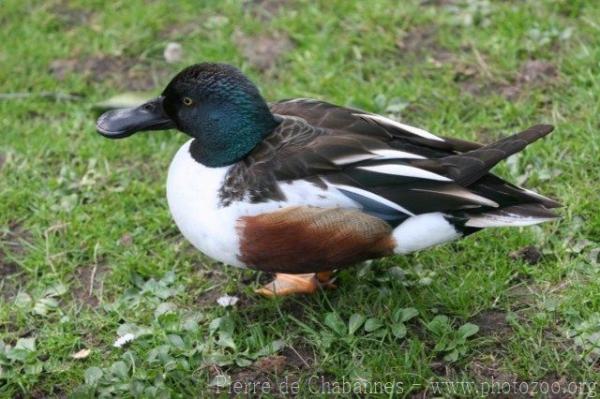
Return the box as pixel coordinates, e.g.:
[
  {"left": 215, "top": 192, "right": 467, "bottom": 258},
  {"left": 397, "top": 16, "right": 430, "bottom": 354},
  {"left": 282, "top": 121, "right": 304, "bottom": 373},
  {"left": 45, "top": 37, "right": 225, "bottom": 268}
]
[{"left": 1, "top": 0, "right": 599, "bottom": 397}]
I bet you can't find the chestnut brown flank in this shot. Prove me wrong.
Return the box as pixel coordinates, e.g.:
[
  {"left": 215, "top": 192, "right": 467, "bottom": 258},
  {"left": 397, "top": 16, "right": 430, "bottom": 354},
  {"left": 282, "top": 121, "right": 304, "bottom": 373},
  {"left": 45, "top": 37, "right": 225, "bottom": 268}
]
[{"left": 237, "top": 207, "right": 395, "bottom": 273}]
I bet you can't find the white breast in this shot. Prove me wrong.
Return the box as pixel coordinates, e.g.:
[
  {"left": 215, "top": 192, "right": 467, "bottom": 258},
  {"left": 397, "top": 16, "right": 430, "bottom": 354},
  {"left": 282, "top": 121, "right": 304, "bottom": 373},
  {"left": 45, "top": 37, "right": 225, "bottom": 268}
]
[{"left": 166, "top": 140, "right": 357, "bottom": 268}]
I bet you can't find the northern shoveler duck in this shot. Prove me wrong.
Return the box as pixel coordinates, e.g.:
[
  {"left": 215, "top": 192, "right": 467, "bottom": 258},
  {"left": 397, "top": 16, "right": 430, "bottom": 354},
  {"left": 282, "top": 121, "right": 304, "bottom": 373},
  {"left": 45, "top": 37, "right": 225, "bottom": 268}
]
[{"left": 96, "top": 63, "right": 560, "bottom": 296}]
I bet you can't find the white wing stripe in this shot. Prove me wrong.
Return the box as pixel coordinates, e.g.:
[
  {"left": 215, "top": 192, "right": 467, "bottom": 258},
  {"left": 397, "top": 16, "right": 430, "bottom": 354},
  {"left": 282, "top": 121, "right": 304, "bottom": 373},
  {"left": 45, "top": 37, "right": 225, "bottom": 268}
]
[
  {"left": 357, "top": 164, "right": 451, "bottom": 181},
  {"left": 355, "top": 113, "right": 445, "bottom": 142},
  {"left": 333, "top": 149, "right": 426, "bottom": 165},
  {"left": 410, "top": 188, "right": 499, "bottom": 208},
  {"left": 333, "top": 153, "right": 377, "bottom": 165},
  {"left": 466, "top": 214, "right": 556, "bottom": 228},
  {"left": 371, "top": 149, "right": 426, "bottom": 160}
]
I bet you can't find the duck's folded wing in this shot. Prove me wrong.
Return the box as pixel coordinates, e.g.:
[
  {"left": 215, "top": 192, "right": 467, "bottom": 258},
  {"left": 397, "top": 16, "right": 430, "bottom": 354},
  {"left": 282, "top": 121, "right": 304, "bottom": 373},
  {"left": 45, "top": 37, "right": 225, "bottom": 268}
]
[
  {"left": 270, "top": 98, "right": 483, "bottom": 154},
  {"left": 236, "top": 111, "right": 559, "bottom": 226}
]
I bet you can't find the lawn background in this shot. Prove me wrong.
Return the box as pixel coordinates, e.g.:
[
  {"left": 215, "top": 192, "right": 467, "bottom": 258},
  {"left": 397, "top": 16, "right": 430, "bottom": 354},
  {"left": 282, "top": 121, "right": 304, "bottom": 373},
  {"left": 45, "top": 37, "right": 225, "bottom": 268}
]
[{"left": 1, "top": 0, "right": 599, "bottom": 397}]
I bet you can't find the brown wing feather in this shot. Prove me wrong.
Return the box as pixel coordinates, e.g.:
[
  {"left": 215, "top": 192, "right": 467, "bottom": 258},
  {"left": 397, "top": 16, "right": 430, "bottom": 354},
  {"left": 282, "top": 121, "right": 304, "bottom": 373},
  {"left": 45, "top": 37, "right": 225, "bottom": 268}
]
[{"left": 270, "top": 98, "right": 484, "bottom": 153}]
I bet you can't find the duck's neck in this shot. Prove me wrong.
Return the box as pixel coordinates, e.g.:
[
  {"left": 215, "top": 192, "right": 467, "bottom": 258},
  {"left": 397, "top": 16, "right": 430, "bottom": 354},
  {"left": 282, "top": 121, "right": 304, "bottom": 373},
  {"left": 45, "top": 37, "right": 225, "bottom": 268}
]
[{"left": 188, "top": 104, "right": 280, "bottom": 167}]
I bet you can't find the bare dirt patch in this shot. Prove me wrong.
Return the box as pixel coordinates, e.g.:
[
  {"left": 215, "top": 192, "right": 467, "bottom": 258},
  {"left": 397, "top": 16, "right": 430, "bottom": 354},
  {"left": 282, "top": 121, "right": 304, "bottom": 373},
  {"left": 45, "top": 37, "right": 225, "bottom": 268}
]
[
  {"left": 50, "top": 3, "right": 93, "bottom": 28},
  {"left": 396, "top": 27, "right": 455, "bottom": 63},
  {"left": 421, "top": 0, "right": 457, "bottom": 6},
  {"left": 471, "top": 310, "right": 512, "bottom": 337},
  {"left": 0, "top": 260, "right": 19, "bottom": 303},
  {"left": 49, "top": 56, "right": 170, "bottom": 91},
  {"left": 517, "top": 60, "right": 558, "bottom": 84},
  {"left": 470, "top": 361, "right": 578, "bottom": 398},
  {"left": 234, "top": 30, "right": 294, "bottom": 73},
  {"left": 0, "top": 222, "right": 31, "bottom": 259},
  {"left": 254, "top": 355, "right": 288, "bottom": 374},
  {"left": 118, "top": 233, "right": 134, "bottom": 247},
  {"left": 509, "top": 245, "right": 543, "bottom": 265},
  {"left": 279, "top": 345, "right": 314, "bottom": 369},
  {"left": 195, "top": 286, "right": 227, "bottom": 308},
  {"left": 428, "top": 360, "right": 456, "bottom": 378},
  {"left": 22, "top": 387, "right": 67, "bottom": 399},
  {"left": 470, "top": 358, "right": 517, "bottom": 385},
  {"left": 192, "top": 266, "right": 244, "bottom": 308},
  {"left": 500, "top": 60, "right": 558, "bottom": 100},
  {"left": 222, "top": 345, "right": 314, "bottom": 397},
  {"left": 505, "top": 283, "right": 538, "bottom": 310},
  {"left": 535, "top": 374, "right": 584, "bottom": 399},
  {"left": 73, "top": 262, "right": 109, "bottom": 307},
  {"left": 0, "top": 259, "right": 18, "bottom": 280},
  {"left": 397, "top": 27, "right": 437, "bottom": 53},
  {"left": 459, "top": 59, "right": 558, "bottom": 100},
  {"left": 243, "top": 0, "right": 292, "bottom": 21},
  {"left": 161, "top": 22, "right": 201, "bottom": 40},
  {"left": 471, "top": 127, "right": 500, "bottom": 144},
  {"left": 423, "top": 358, "right": 519, "bottom": 397},
  {"left": 0, "top": 222, "right": 32, "bottom": 301}
]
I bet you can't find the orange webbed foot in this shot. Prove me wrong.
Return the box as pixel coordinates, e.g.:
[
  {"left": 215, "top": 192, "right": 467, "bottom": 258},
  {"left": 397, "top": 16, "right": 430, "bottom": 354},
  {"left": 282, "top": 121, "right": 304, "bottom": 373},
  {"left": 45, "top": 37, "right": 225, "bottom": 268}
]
[{"left": 256, "top": 272, "right": 336, "bottom": 297}]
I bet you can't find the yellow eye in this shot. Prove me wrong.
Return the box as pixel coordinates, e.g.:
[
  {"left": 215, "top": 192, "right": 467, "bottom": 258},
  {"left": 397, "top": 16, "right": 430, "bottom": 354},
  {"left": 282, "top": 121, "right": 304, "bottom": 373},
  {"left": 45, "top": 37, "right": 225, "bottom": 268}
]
[{"left": 182, "top": 97, "right": 193, "bottom": 106}]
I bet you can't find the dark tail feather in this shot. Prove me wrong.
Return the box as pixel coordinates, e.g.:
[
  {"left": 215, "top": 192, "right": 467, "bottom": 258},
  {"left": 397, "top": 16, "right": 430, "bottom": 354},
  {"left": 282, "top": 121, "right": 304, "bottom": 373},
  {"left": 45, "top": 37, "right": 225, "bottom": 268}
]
[
  {"left": 472, "top": 174, "right": 562, "bottom": 209},
  {"left": 438, "top": 124, "right": 554, "bottom": 186}
]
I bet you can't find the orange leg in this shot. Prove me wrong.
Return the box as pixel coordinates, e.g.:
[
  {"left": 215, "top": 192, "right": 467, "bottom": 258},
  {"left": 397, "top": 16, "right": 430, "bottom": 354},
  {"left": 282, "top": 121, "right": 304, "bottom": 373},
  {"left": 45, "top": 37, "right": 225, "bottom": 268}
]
[{"left": 256, "top": 272, "right": 336, "bottom": 297}]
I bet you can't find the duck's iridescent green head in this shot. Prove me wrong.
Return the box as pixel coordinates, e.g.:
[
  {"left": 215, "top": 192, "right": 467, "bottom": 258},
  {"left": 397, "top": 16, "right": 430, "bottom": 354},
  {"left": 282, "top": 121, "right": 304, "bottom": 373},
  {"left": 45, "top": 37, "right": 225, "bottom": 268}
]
[{"left": 96, "top": 63, "right": 280, "bottom": 167}]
